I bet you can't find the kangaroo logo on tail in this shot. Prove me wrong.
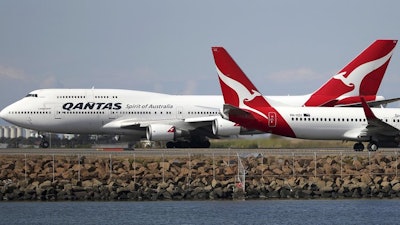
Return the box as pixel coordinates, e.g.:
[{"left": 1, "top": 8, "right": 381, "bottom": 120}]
[
  {"left": 304, "top": 40, "right": 397, "bottom": 106},
  {"left": 216, "top": 66, "right": 268, "bottom": 120},
  {"left": 332, "top": 47, "right": 395, "bottom": 98},
  {"left": 332, "top": 72, "right": 353, "bottom": 88},
  {"left": 212, "top": 46, "right": 296, "bottom": 137}
]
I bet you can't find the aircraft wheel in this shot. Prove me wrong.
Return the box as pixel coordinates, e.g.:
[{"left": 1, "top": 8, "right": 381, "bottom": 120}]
[
  {"left": 173, "top": 141, "right": 187, "bottom": 148},
  {"left": 166, "top": 141, "right": 175, "bottom": 148},
  {"left": 40, "top": 141, "right": 50, "bottom": 148},
  {"left": 367, "top": 142, "right": 378, "bottom": 151},
  {"left": 201, "top": 140, "right": 211, "bottom": 148},
  {"left": 180, "top": 141, "right": 191, "bottom": 148},
  {"left": 353, "top": 142, "right": 364, "bottom": 151},
  {"left": 127, "top": 143, "right": 135, "bottom": 150}
]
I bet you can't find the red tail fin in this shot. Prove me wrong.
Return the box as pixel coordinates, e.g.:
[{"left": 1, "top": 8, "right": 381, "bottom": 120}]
[
  {"left": 212, "top": 47, "right": 296, "bottom": 137},
  {"left": 304, "top": 39, "right": 397, "bottom": 106},
  {"left": 212, "top": 47, "right": 270, "bottom": 109}
]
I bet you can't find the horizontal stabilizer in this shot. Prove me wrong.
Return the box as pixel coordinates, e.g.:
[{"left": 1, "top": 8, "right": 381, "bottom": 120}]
[
  {"left": 342, "top": 97, "right": 400, "bottom": 107},
  {"left": 223, "top": 104, "right": 252, "bottom": 119}
]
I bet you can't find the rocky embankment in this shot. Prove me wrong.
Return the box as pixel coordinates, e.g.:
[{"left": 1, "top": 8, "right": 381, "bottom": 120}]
[{"left": 1, "top": 152, "right": 400, "bottom": 201}]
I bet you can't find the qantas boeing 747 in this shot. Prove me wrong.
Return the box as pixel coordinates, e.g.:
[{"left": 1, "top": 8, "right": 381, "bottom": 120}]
[
  {"left": 0, "top": 40, "right": 397, "bottom": 148},
  {"left": 212, "top": 44, "right": 400, "bottom": 151}
]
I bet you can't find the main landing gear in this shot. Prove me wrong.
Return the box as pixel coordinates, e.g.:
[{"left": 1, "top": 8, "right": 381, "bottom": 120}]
[
  {"left": 166, "top": 140, "right": 211, "bottom": 148},
  {"left": 353, "top": 141, "right": 378, "bottom": 152},
  {"left": 39, "top": 135, "right": 50, "bottom": 148}
]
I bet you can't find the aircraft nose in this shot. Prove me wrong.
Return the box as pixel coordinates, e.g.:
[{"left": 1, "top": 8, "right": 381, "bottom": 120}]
[
  {"left": 0, "top": 108, "right": 5, "bottom": 119},
  {"left": 0, "top": 106, "right": 11, "bottom": 121}
]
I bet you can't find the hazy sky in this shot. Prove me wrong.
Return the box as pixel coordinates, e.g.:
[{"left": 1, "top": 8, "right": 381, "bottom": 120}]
[{"left": 1, "top": 1, "right": 400, "bottom": 125}]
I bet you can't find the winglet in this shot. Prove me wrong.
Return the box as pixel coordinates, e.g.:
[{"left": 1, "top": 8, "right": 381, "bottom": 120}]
[
  {"left": 361, "top": 96, "right": 399, "bottom": 135},
  {"left": 361, "top": 97, "right": 377, "bottom": 120}
]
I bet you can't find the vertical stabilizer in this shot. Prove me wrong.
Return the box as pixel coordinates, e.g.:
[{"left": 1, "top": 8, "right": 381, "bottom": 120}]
[
  {"left": 305, "top": 40, "right": 397, "bottom": 106},
  {"left": 212, "top": 47, "right": 270, "bottom": 109}
]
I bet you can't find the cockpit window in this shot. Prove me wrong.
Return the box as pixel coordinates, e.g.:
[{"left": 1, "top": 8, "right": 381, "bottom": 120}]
[{"left": 25, "top": 94, "right": 38, "bottom": 97}]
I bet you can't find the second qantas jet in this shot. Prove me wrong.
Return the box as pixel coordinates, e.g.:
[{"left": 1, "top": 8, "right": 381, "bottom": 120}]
[{"left": 212, "top": 43, "right": 400, "bottom": 151}]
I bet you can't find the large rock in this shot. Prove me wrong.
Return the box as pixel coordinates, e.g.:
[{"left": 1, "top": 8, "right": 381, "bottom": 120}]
[
  {"left": 159, "top": 162, "right": 170, "bottom": 171},
  {"left": 147, "top": 162, "right": 158, "bottom": 171},
  {"left": 392, "top": 183, "right": 400, "bottom": 192},
  {"left": 39, "top": 180, "right": 52, "bottom": 189},
  {"left": 82, "top": 180, "right": 93, "bottom": 188}
]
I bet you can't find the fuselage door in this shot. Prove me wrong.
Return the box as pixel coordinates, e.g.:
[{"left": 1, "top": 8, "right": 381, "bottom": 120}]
[
  {"left": 53, "top": 104, "right": 62, "bottom": 120},
  {"left": 177, "top": 106, "right": 183, "bottom": 119},
  {"left": 109, "top": 110, "right": 116, "bottom": 120},
  {"left": 54, "top": 110, "right": 62, "bottom": 120}
]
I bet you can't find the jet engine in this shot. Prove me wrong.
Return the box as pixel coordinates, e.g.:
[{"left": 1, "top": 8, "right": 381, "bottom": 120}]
[
  {"left": 146, "top": 124, "right": 184, "bottom": 141},
  {"left": 212, "top": 117, "right": 241, "bottom": 136}
]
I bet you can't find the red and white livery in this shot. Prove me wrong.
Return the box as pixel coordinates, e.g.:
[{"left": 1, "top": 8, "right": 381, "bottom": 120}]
[
  {"left": 213, "top": 43, "right": 400, "bottom": 151},
  {"left": 215, "top": 40, "right": 398, "bottom": 107},
  {"left": 0, "top": 40, "right": 397, "bottom": 149}
]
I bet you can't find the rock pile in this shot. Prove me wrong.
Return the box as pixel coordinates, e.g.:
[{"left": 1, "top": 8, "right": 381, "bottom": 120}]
[{"left": 0, "top": 152, "right": 399, "bottom": 201}]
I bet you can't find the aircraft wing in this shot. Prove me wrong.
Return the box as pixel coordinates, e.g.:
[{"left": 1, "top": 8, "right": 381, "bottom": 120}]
[
  {"left": 102, "top": 118, "right": 143, "bottom": 130},
  {"left": 103, "top": 116, "right": 219, "bottom": 130},
  {"left": 184, "top": 116, "right": 219, "bottom": 123},
  {"left": 102, "top": 115, "right": 225, "bottom": 141},
  {"left": 361, "top": 98, "right": 400, "bottom": 136},
  {"left": 103, "top": 118, "right": 185, "bottom": 129}
]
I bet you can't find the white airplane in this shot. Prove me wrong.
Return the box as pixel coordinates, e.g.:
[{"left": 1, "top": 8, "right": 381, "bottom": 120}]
[
  {"left": 0, "top": 40, "right": 397, "bottom": 148},
  {"left": 212, "top": 46, "right": 400, "bottom": 151}
]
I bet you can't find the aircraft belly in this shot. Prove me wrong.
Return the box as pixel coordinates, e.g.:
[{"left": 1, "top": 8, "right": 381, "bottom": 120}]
[
  {"left": 292, "top": 126, "right": 346, "bottom": 140},
  {"left": 26, "top": 115, "right": 102, "bottom": 133}
]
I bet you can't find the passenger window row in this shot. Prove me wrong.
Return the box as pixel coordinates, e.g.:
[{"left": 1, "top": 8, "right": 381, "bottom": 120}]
[
  {"left": 188, "top": 111, "right": 218, "bottom": 115},
  {"left": 57, "top": 96, "right": 85, "bottom": 99},
  {"left": 291, "top": 117, "right": 397, "bottom": 123},
  {"left": 94, "top": 96, "right": 118, "bottom": 99},
  {"left": 7, "top": 111, "right": 50, "bottom": 114}
]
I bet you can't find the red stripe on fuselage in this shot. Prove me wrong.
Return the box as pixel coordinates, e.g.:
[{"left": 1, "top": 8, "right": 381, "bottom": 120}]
[{"left": 229, "top": 106, "right": 296, "bottom": 138}]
